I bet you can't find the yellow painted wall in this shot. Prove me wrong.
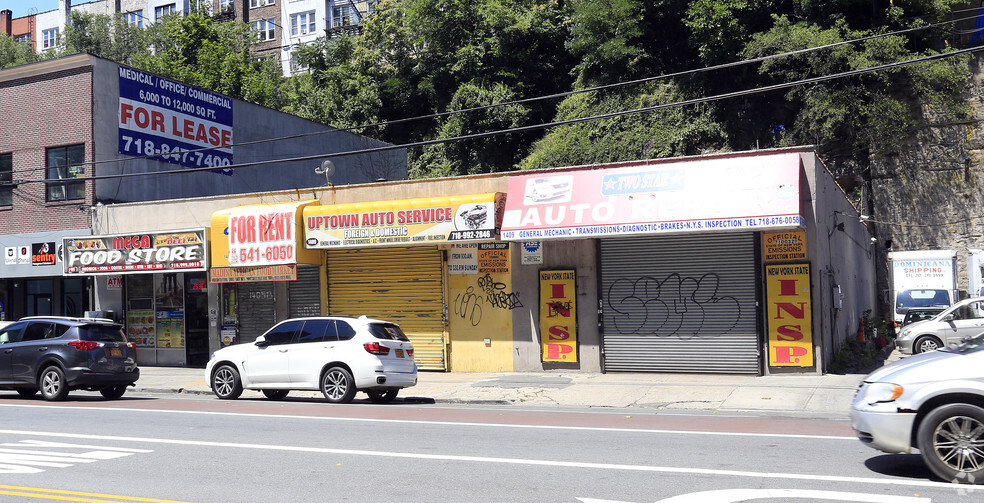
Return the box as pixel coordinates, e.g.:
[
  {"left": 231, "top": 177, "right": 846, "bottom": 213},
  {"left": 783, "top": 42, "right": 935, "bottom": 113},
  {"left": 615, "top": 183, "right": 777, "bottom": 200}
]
[{"left": 448, "top": 271, "right": 516, "bottom": 372}]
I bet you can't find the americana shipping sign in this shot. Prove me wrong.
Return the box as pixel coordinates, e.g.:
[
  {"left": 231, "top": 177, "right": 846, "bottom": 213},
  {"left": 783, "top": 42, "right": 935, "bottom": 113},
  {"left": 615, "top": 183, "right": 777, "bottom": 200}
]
[
  {"left": 765, "top": 263, "right": 814, "bottom": 367},
  {"left": 118, "top": 65, "right": 233, "bottom": 172},
  {"left": 500, "top": 153, "right": 803, "bottom": 240},
  {"left": 63, "top": 229, "right": 207, "bottom": 275},
  {"left": 303, "top": 193, "right": 505, "bottom": 249}
]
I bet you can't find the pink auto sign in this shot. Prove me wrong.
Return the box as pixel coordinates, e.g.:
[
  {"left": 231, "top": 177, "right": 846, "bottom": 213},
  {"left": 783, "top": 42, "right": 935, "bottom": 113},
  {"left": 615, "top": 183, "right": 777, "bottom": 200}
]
[{"left": 500, "top": 153, "right": 803, "bottom": 240}]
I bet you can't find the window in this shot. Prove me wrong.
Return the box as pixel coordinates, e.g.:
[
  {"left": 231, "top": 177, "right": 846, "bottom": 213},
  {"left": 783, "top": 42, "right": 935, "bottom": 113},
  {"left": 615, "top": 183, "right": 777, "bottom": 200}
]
[
  {"left": 155, "top": 4, "right": 176, "bottom": 21},
  {"left": 13, "top": 33, "right": 31, "bottom": 44},
  {"left": 46, "top": 144, "right": 86, "bottom": 202},
  {"left": 331, "top": 4, "right": 356, "bottom": 27},
  {"left": 290, "top": 11, "right": 316, "bottom": 36},
  {"left": 336, "top": 320, "right": 356, "bottom": 341},
  {"left": 252, "top": 18, "right": 276, "bottom": 41},
  {"left": 297, "top": 320, "right": 331, "bottom": 344},
  {"left": 42, "top": 28, "right": 59, "bottom": 49},
  {"left": 219, "top": 0, "right": 234, "bottom": 13},
  {"left": 125, "top": 11, "right": 143, "bottom": 28},
  {"left": 262, "top": 321, "right": 302, "bottom": 345},
  {"left": 250, "top": 0, "right": 274, "bottom": 7},
  {"left": 0, "top": 152, "right": 11, "bottom": 206},
  {"left": 289, "top": 52, "right": 309, "bottom": 74},
  {"left": 0, "top": 323, "right": 25, "bottom": 344}
]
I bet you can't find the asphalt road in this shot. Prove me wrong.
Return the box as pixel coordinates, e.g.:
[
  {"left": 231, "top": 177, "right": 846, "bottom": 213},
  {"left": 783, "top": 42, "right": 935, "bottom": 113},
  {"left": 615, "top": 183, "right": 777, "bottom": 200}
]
[{"left": 0, "top": 390, "right": 979, "bottom": 502}]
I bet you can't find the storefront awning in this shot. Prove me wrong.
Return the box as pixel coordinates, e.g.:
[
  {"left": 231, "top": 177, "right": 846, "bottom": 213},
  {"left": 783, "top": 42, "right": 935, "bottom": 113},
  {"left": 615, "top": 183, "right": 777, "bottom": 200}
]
[
  {"left": 210, "top": 200, "right": 320, "bottom": 268},
  {"left": 303, "top": 193, "right": 505, "bottom": 249},
  {"left": 500, "top": 153, "right": 804, "bottom": 240}
]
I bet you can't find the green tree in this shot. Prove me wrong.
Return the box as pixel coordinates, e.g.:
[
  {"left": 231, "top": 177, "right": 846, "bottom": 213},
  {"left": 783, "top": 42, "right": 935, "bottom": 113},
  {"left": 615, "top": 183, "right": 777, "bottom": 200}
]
[
  {"left": 743, "top": 12, "right": 971, "bottom": 153},
  {"left": 520, "top": 81, "right": 728, "bottom": 170},
  {"left": 0, "top": 34, "right": 40, "bottom": 69}
]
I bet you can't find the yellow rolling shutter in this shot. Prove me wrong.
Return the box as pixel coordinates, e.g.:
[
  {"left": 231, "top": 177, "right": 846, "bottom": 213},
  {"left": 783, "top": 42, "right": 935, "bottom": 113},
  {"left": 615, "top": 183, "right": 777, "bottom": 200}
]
[{"left": 327, "top": 247, "right": 447, "bottom": 370}]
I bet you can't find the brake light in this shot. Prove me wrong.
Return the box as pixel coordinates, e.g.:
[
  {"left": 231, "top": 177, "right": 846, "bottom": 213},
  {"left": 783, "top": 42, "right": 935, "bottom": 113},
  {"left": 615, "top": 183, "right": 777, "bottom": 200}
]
[
  {"left": 126, "top": 342, "right": 137, "bottom": 350},
  {"left": 68, "top": 340, "right": 99, "bottom": 351},
  {"left": 363, "top": 342, "right": 390, "bottom": 355},
  {"left": 407, "top": 348, "right": 414, "bottom": 357}
]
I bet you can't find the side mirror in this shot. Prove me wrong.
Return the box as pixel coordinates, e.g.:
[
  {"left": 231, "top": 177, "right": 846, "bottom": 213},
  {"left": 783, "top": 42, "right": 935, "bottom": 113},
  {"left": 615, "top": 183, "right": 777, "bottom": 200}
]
[
  {"left": 943, "top": 314, "right": 955, "bottom": 322},
  {"left": 254, "top": 336, "right": 269, "bottom": 347}
]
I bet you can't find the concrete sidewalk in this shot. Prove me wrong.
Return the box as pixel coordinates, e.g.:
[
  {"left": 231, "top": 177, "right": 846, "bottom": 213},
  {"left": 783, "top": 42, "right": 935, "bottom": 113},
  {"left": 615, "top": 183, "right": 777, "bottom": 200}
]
[{"left": 133, "top": 365, "right": 866, "bottom": 415}]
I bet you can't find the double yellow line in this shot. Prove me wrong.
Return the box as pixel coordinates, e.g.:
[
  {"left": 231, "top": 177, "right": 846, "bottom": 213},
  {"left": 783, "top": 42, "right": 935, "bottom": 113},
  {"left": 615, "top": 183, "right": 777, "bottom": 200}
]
[{"left": 0, "top": 485, "right": 192, "bottom": 503}]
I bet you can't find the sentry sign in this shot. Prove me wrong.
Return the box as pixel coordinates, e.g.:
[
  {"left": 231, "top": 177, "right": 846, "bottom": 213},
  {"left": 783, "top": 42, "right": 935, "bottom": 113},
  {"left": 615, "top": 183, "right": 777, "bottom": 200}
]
[{"left": 118, "top": 66, "right": 233, "bottom": 171}]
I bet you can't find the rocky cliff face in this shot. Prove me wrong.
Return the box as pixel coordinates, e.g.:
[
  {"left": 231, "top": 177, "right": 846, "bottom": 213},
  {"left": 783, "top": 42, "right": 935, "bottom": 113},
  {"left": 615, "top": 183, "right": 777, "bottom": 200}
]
[{"left": 826, "top": 58, "right": 984, "bottom": 313}]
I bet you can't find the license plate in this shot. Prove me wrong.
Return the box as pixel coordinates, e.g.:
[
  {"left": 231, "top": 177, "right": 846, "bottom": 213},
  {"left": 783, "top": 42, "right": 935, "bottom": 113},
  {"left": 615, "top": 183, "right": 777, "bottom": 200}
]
[
  {"left": 109, "top": 348, "right": 122, "bottom": 357},
  {"left": 396, "top": 349, "right": 405, "bottom": 358}
]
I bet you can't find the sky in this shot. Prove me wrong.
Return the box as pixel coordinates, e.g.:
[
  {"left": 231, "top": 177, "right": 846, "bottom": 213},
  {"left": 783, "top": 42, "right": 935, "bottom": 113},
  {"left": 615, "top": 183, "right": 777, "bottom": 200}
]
[{"left": 4, "top": 1, "right": 60, "bottom": 19}]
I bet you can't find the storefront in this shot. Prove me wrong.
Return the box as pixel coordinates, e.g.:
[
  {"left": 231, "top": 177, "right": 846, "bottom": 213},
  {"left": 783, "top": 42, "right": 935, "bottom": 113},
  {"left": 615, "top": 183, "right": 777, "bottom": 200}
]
[
  {"left": 63, "top": 229, "right": 208, "bottom": 366},
  {"left": 501, "top": 152, "right": 808, "bottom": 374},
  {"left": 209, "top": 201, "right": 322, "bottom": 346},
  {"left": 303, "top": 193, "right": 505, "bottom": 371},
  {"left": 1, "top": 230, "right": 92, "bottom": 321}
]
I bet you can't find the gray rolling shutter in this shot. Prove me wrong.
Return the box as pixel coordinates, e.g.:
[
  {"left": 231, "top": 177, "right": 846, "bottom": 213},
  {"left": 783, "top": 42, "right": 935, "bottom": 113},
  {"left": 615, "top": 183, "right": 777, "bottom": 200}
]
[
  {"left": 289, "top": 265, "right": 322, "bottom": 318},
  {"left": 600, "top": 233, "right": 759, "bottom": 374},
  {"left": 236, "top": 281, "right": 276, "bottom": 344}
]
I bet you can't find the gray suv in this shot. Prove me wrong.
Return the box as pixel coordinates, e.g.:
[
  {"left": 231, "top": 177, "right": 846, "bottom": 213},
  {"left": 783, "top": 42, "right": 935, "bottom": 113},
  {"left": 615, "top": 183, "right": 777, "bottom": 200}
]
[{"left": 0, "top": 316, "right": 139, "bottom": 400}]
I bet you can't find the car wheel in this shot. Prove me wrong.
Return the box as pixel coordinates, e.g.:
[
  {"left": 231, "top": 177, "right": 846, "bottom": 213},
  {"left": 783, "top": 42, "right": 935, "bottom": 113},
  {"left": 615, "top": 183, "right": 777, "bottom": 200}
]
[
  {"left": 39, "top": 366, "right": 69, "bottom": 401},
  {"left": 99, "top": 386, "right": 127, "bottom": 400},
  {"left": 914, "top": 336, "right": 942, "bottom": 354},
  {"left": 16, "top": 388, "right": 36, "bottom": 398},
  {"left": 366, "top": 389, "right": 399, "bottom": 403},
  {"left": 212, "top": 365, "right": 243, "bottom": 400},
  {"left": 917, "top": 403, "right": 984, "bottom": 483},
  {"left": 262, "top": 389, "right": 289, "bottom": 400},
  {"left": 321, "top": 367, "right": 356, "bottom": 404}
]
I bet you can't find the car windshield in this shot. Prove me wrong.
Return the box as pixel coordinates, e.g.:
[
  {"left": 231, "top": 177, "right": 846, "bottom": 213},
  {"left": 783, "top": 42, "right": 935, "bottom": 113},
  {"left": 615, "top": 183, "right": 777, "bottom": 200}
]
[
  {"left": 368, "top": 323, "right": 410, "bottom": 341},
  {"left": 896, "top": 289, "right": 950, "bottom": 313}
]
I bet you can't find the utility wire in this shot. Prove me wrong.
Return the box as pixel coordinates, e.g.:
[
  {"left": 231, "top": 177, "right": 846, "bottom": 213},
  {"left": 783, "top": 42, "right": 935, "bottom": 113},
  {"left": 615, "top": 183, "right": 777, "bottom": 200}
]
[
  {"left": 6, "top": 10, "right": 984, "bottom": 177},
  {"left": 16, "top": 43, "right": 984, "bottom": 185}
]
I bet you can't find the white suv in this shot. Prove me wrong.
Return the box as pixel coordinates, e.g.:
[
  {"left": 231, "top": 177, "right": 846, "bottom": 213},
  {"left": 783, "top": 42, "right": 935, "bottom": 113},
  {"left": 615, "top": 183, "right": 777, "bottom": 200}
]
[{"left": 205, "top": 316, "right": 417, "bottom": 403}]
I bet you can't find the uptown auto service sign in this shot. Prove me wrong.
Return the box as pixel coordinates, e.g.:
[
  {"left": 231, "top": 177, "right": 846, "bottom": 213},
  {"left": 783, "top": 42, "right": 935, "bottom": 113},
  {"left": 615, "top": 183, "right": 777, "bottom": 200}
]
[{"left": 118, "top": 65, "right": 233, "bottom": 171}]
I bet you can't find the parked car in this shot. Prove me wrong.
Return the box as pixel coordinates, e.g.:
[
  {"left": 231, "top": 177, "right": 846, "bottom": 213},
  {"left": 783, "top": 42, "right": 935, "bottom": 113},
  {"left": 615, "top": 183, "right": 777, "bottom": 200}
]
[
  {"left": 0, "top": 316, "right": 139, "bottom": 400},
  {"left": 896, "top": 297, "right": 984, "bottom": 354},
  {"left": 205, "top": 316, "right": 417, "bottom": 404},
  {"left": 851, "top": 331, "right": 984, "bottom": 484},
  {"left": 901, "top": 307, "right": 946, "bottom": 327}
]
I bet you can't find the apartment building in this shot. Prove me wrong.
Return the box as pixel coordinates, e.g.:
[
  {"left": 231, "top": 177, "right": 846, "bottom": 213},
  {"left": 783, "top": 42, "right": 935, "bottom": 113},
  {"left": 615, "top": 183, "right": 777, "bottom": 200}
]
[{"left": 2, "top": 0, "right": 378, "bottom": 76}]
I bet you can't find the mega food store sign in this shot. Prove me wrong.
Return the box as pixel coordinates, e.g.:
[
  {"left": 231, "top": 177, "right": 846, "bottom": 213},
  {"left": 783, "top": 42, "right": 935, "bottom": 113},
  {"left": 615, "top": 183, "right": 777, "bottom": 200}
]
[
  {"left": 63, "top": 229, "right": 207, "bottom": 275},
  {"left": 500, "top": 153, "right": 804, "bottom": 240},
  {"left": 303, "top": 193, "right": 505, "bottom": 248}
]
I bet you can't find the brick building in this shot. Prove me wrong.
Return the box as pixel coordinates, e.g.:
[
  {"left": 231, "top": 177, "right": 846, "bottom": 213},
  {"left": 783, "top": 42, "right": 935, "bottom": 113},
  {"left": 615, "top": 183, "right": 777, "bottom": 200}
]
[
  {"left": 0, "top": 54, "right": 404, "bottom": 328},
  {"left": 2, "top": 0, "right": 378, "bottom": 76}
]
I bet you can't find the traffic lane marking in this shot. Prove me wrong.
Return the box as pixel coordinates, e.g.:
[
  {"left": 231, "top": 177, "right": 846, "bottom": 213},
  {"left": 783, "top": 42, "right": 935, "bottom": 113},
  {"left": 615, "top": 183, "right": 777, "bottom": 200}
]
[
  {"left": 0, "top": 429, "right": 976, "bottom": 493},
  {"left": 0, "top": 403, "right": 856, "bottom": 441},
  {"left": 0, "top": 396, "right": 854, "bottom": 437},
  {"left": 0, "top": 484, "right": 192, "bottom": 502},
  {"left": 579, "top": 489, "right": 931, "bottom": 502}
]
